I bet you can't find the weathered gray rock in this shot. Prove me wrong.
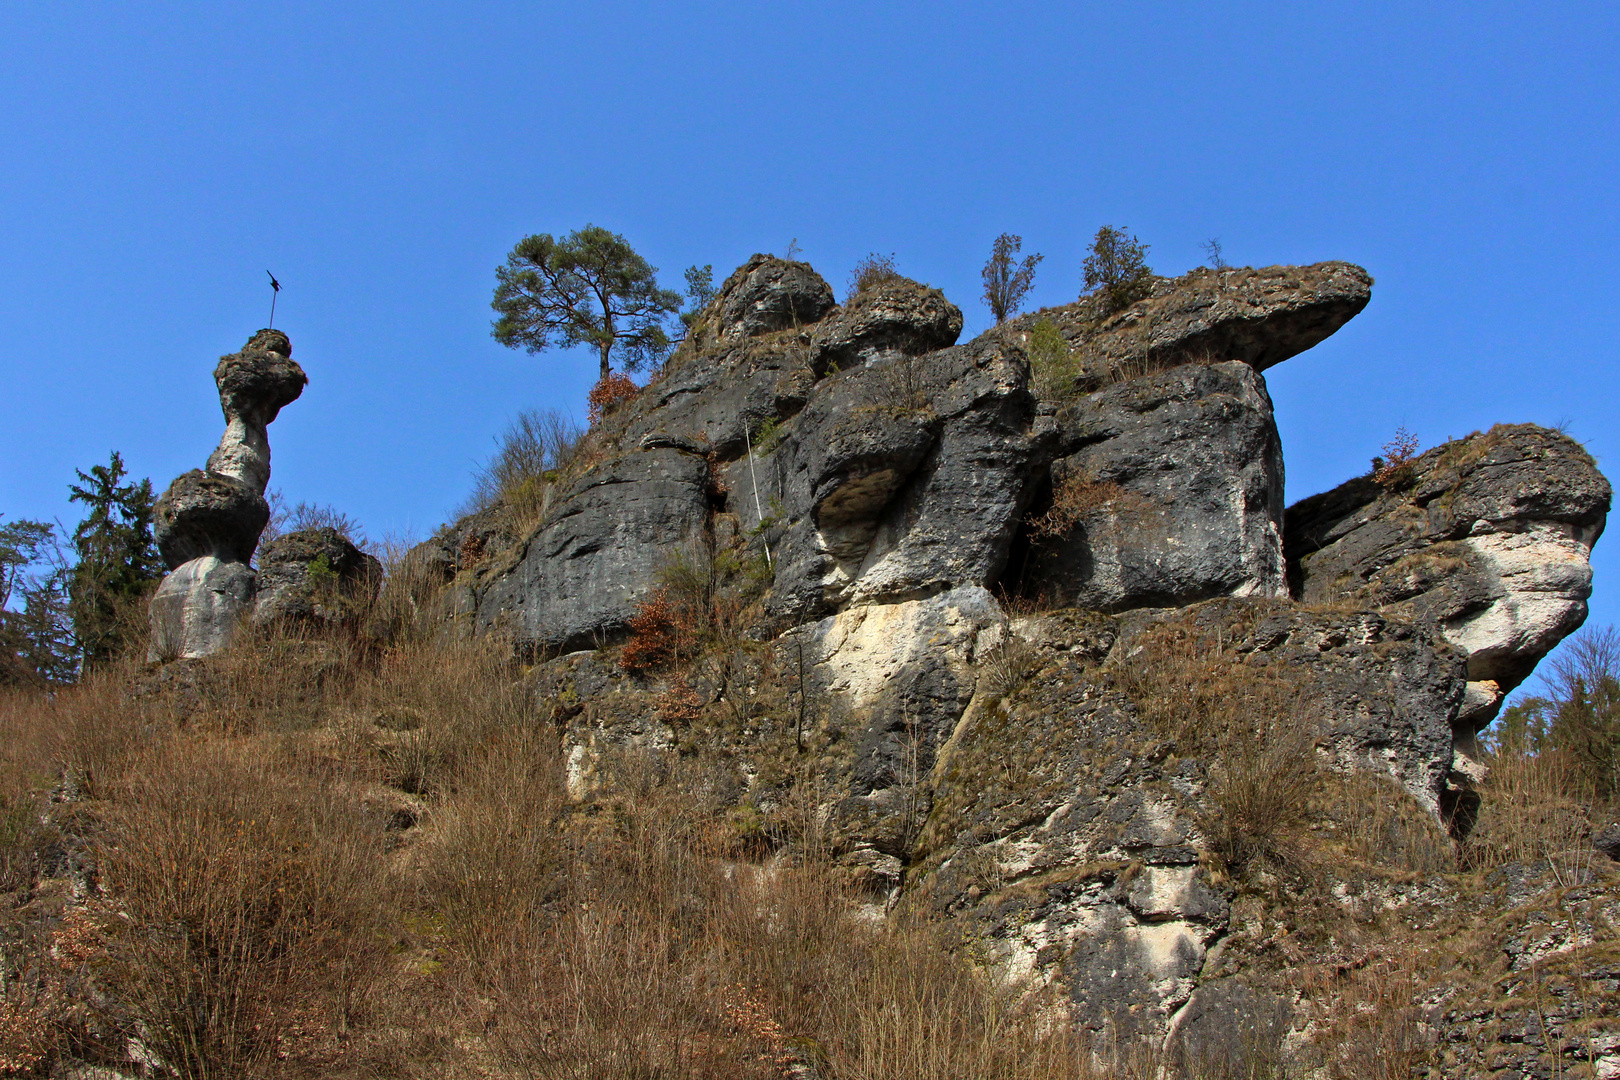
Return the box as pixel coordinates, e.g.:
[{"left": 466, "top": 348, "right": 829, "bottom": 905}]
[
  {"left": 1016, "top": 360, "right": 1286, "bottom": 612},
  {"left": 739, "top": 336, "right": 1033, "bottom": 625},
  {"left": 1287, "top": 424, "right": 1610, "bottom": 734},
  {"left": 472, "top": 446, "right": 713, "bottom": 652},
  {"left": 908, "top": 597, "right": 1459, "bottom": 1046},
  {"left": 1010, "top": 261, "right": 1373, "bottom": 388},
  {"left": 1166, "top": 980, "right": 1293, "bottom": 1075},
  {"left": 712, "top": 253, "right": 836, "bottom": 342},
  {"left": 1112, "top": 598, "right": 1464, "bottom": 812},
  {"left": 148, "top": 330, "right": 305, "bottom": 660},
  {"left": 206, "top": 328, "right": 307, "bottom": 491},
  {"left": 153, "top": 469, "right": 269, "bottom": 567},
  {"left": 809, "top": 276, "right": 963, "bottom": 367},
  {"left": 253, "top": 527, "right": 382, "bottom": 625}
]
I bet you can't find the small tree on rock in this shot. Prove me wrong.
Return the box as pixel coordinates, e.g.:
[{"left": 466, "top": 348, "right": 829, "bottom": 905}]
[
  {"left": 1083, "top": 225, "right": 1155, "bottom": 313},
  {"left": 491, "top": 225, "right": 683, "bottom": 381},
  {"left": 981, "top": 233, "right": 1042, "bottom": 323}
]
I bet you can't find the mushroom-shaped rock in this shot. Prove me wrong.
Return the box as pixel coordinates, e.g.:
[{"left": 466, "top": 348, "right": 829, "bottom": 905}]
[
  {"left": 713, "top": 254, "right": 837, "bottom": 341},
  {"left": 1012, "top": 261, "right": 1372, "bottom": 391},
  {"left": 207, "top": 329, "right": 308, "bottom": 491},
  {"left": 813, "top": 277, "right": 963, "bottom": 367},
  {"left": 254, "top": 527, "right": 382, "bottom": 625},
  {"left": 148, "top": 329, "right": 307, "bottom": 661}
]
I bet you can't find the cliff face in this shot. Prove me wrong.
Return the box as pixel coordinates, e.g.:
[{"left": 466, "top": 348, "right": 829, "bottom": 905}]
[{"left": 422, "top": 256, "right": 1613, "bottom": 1068}]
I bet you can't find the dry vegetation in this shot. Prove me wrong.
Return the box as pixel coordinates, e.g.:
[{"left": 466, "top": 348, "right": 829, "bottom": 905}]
[
  {"left": 3, "top": 541, "right": 1615, "bottom": 1077},
  {"left": 0, "top": 571, "right": 1106, "bottom": 1080}
]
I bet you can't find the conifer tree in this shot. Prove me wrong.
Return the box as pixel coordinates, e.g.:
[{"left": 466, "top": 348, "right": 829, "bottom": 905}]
[{"left": 67, "top": 451, "right": 161, "bottom": 668}]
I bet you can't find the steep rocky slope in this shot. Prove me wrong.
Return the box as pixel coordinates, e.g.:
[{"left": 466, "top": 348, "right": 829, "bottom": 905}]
[{"left": 417, "top": 255, "right": 1614, "bottom": 1070}]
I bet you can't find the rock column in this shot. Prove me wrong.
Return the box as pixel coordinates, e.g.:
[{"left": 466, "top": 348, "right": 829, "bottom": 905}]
[{"left": 148, "top": 329, "right": 307, "bottom": 660}]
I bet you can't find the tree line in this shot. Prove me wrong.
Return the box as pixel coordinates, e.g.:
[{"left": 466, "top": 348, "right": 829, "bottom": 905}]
[
  {"left": 489, "top": 224, "right": 1166, "bottom": 388},
  {"left": 2, "top": 452, "right": 161, "bottom": 685}
]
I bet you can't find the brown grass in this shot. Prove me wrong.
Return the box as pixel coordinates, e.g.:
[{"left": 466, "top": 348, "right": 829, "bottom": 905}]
[
  {"left": 0, "top": 615, "right": 1118, "bottom": 1079},
  {"left": 1110, "top": 615, "right": 1318, "bottom": 874}
]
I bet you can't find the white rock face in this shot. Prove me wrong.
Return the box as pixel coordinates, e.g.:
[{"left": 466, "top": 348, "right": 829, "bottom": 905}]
[
  {"left": 1447, "top": 521, "right": 1598, "bottom": 683},
  {"left": 147, "top": 556, "right": 256, "bottom": 660}
]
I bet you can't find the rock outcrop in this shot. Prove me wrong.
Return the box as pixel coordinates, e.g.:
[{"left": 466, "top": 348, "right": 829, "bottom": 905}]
[
  {"left": 453, "top": 257, "right": 1379, "bottom": 650},
  {"left": 148, "top": 330, "right": 306, "bottom": 659},
  {"left": 253, "top": 527, "right": 382, "bottom": 625},
  {"left": 424, "top": 252, "right": 1611, "bottom": 1067},
  {"left": 1286, "top": 424, "right": 1611, "bottom": 774},
  {"left": 1015, "top": 359, "right": 1285, "bottom": 611},
  {"left": 1008, "top": 260, "right": 1373, "bottom": 387}
]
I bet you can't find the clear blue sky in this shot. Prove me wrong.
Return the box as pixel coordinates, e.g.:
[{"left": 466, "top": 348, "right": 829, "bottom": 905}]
[{"left": 2, "top": 3, "right": 1616, "bottom": 686}]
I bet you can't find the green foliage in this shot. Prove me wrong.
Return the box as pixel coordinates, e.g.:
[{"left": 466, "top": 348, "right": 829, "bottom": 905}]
[
  {"left": 752, "top": 416, "right": 784, "bottom": 456},
  {"left": 306, "top": 553, "right": 338, "bottom": 593},
  {"left": 67, "top": 451, "right": 160, "bottom": 670},
  {"left": 1492, "top": 625, "right": 1620, "bottom": 805},
  {"left": 1082, "top": 225, "right": 1154, "bottom": 313},
  {"left": 0, "top": 517, "right": 75, "bottom": 685},
  {"left": 981, "top": 233, "right": 1042, "bottom": 323},
  {"left": 1026, "top": 319, "right": 1081, "bottom": 399},
  {"left": 680, "top": 264, "right": 717, "bottom": 329},
  {"left": 0, "top": 518, "right": 53, "bottom": 610},
  {"left": 491, "top": 225, "right": 683, "bottom": 381}
]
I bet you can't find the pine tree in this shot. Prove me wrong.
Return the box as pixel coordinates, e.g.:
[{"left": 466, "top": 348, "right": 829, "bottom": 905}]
[{"left": 67, "top": 451, "right": 161, "bottom": 669}]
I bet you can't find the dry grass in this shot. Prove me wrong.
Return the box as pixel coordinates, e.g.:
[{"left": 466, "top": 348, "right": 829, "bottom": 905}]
[
  {"left": 1460, "top": 745, "right": 1598, "bottom": 883},
  {"left": 1110, "top": 616, "right": 1318, "bottom": 874},
  {"left": 0, "top": 616, "right": 1119, "bottom": 1080}
]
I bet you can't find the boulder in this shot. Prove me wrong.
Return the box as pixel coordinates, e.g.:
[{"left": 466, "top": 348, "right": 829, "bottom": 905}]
[
  {"left": 253, "top": 527, "right": 382, "bottom": 625},
  {"left": 147, "top": 557, "right": 257, "bottom": 661},
  {"left": 731, "top": 335, "right": 1033, "bottom": 625},
  {"left": 712, "top": 254, "right": 836, "bottom": 342},
  {"left": 148, "top": 330, "right": 305, "bottom": 660},
  {"left": 809, "top": 276, "right": 964, "bottom": 367},
  {"left": 1286, "top": 424, "right": 1610, "bottom": 732},
  {"left": 153, "top": 469, "right": 269, "bottom": 567},
  {"left": 1014, "top": 360, "right": 1286, "bottom": 611}
]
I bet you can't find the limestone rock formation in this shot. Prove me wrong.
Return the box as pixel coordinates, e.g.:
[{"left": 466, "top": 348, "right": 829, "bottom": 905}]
[
  {"left": 427, "top": 252, "right": 1612, "bottom": 1066},
  {"left": 1016, "top": 360, "right": 1286, "bottom": 611},
  {"left": 1286, "top": 423, "right": 1611, "bottom": 744},
  {"left": 253, "top": 527, "right": 382, "bottom": 625},
  {"left": 1008, "top": 260, "right": 1373, "bottom": 387},
  {"left": 148, "top": 330, "right": 306, "bottom": 659}
]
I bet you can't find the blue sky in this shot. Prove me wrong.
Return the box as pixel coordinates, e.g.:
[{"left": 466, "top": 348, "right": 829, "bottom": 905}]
[{"left": 2, "top": 2, "right": 1616, "bottom": 686}]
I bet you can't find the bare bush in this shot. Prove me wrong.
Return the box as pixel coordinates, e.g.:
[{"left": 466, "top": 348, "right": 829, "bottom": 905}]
[
  {"left": 467, "top": 407, "right": 584, "bottom": 521},
  {"left": 847, "top": 253, "right": 902, "bottom": 301}
]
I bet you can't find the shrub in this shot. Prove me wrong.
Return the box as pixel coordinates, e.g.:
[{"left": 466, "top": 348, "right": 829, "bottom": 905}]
[
  {"left": 1371, "top": 426, "right": 1420, "bottom": 489},
  {"left": 588, "top": 371, "right": 640, "bottom": 426},
  {"left": 1027, "top": 471, "right": 1135, "bottom": 539},
  {"left": 847, "top": 253, "right": 901, "bottom": 301},
  {"left": 982, "top": 233, "right": 1042, "bottom": 323},
  {"left": 466, "top": 406, "right": 583, "bottom": 524},
  {"left": 1082, "top": 225, "right": 1154, "bottom": 314},
  {"left": 1026, "top": 319, "right": 1082, "bottom": 399}
]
